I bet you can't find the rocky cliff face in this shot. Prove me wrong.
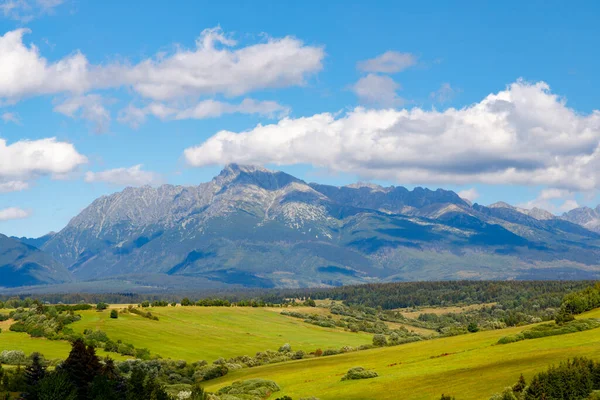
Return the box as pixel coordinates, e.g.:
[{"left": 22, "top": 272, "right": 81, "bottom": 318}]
[
  {"left": 8, "top": 163, "right": 600, "bottom": 289},
  {"left": 562, "top": 206, "right": 600, "bottom": 233}
]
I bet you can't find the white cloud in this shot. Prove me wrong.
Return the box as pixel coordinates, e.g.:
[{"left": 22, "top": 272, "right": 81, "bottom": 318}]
[
  {"left": 0, "top": 0, "right": 64, "bottom": 22},
  {"left": 54, "top": 94, "right": 111, "bottom": 133},
  {"left": 519, "top": 188, "right": 579, "bottom": 214},
  {"left": 458, "top": 188, "right": 479, "bottom": 202},
  {"left": 0, "top": 137, "right": 87, "bottom": 179},
  {"left": 0, "top": 207, "right": 30, "bottom": 221},
  {"left": 0, "top": 29, "right": 91, "bottom": 99},
  {"left": 0, "top": 180, "right": 28, "bottom": 192},
  {"left": 119, "top": 98, "right": 289, "bottom": 128},
  {"left": 117, "top": 27, "right": 325, "bottom": 101},
  {"left": 1, "top": 111, "right": 19, "bottom": 123},
  {"left": 352, "top": 74, "right": 404, "bottom": 107},
  {"left": 558, "top": 199, "right": 580, "bottom": 212},
  {"left": 0, "top": 27, "right": 322, "bottom": 128},
  {"left": 0, "top": 26, "right": 322, "bottom": 101},
  {"left": 184, "top": 80, "right": 600, "bottom": 191},
  {"left": 357, "top": 51, "right": 417, "bottom": 73},
  {"left": 84, "top": 164, "right": 161, "bottom": 186},
  {"left": 430, "top": 83, "right": 456, "bottom": 103}
]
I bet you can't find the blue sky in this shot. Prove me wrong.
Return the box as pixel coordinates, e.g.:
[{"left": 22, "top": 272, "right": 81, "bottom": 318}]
[{"left": 1, "top": 0, "right": 600, "bottom": 237}]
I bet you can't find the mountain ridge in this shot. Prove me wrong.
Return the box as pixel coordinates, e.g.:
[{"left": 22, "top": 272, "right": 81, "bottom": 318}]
[{"left": 5, "top": 164, "right": 600, "bottom": 289}]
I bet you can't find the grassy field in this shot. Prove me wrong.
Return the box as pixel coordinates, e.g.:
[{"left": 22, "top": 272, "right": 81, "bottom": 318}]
[
  {"left": 70, "top": 306, "right": 374, "bottom": 362},
  {"left": 3, "top": 304, "right": 599, "bottom": 399},
  {"left": 0, "top": 319, "right": 128, "bottom": 361},
  {"left": 203, "top": 308, "right": 600, "bottom": 400}
]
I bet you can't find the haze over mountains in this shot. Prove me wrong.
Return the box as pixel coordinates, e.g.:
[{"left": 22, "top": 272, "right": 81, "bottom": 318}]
[{"left": 3, "top": 164, "right": 600, "bottom": 291}]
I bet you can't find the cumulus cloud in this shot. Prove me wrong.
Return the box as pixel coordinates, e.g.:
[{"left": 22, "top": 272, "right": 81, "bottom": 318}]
[
  {"left": 352, "top": 74, "right": 404, "bottom": 107},
  {"left": 458, "top": 188, "right": 479, "bottom": 202},
  {"left": 0, "top": 137, "right": 87, "bottom": 180},
  {"left": 184, "top": 80, "right": 600, "bottom": 191},
  {"left": 84, "top": 164, "right": 161, "bottom": 186},
  {"left": 0, "top": 27, "right": 322, "bottom": 128},
  {"left": 0, "top": 27, "right": 323, "bottom": 100},
  {"left": 0, "top": 207, "right": 30, "bottom": 221},
  {"left": 54, "top": 94, "right": 111, "bottom": 133},
  {"left": 117, "top": 27, "right": 325, "bottom": 101},
  {"left": 118, "top": 98, "right": 289, "bottom": 128},
  {"left": 0, "top": 29, "right": 91, "bottom": 99},
  {"left": 357, "top": 51, "right": 417, "bottom": 73}
]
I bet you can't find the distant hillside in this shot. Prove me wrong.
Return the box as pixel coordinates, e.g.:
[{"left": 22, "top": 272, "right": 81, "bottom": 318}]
[
  {"left": 7, "top": 163, "right": 592, "bottom": 291},
  {"left": 0, "top": 234, "right": 73, "bottom": 287}
]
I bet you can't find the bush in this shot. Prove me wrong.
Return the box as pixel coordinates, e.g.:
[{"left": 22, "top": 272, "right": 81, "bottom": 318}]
[
  {"left": 314, "top": 348, "right": 323, "bottom": 357},
  {"left": 467, "top": 322, "right": 479, "bottom": 333},
  {"left": 218, "top": 379, "right": 280, "bottom": 399},
  {"left": 110, "top": 310, "right": 118, "bottom": 319},
  {"left": 96, "top": 302, "right": 108, "bottom": 311},
  {"left": 0, "top": 350, "right": 26, "bottom": 365},
  {"left": 497, "top": 318, "right": 600, "bottom": 344},
  {"left": 198, "top": 365, "right": 228, "bottom": 381},
  {"left": 341, "top": 367, "right": 378, "bottom": 381},
  {"left": 278, "top": 343, "right": 292, "bottom": 353},
  {"left": 372, "top": 334, "right": 387, "bottom": 347}
]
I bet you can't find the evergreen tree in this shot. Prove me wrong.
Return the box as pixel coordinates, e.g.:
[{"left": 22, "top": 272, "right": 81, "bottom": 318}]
[
  {"left": 190, "top": 384, "right": 208, "bottom": 400},
  {"left": 37, "top": 373, "right": 77, "bottom": 400},
  {"left": 512, "top": 374, "right": 527, "bottom": 393},
  {"left": 24, "top": 352, "right": 47, "bottom": 399},
  {"left": 61, "top": 339, "right": 102, "bottom": 400}
]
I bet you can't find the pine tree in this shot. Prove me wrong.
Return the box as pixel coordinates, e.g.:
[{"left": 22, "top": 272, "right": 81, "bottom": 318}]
[
  {"left": 61, "top": 339, "right": 102, "bottom": 400},
  {"left": 513, "top": 374, "right": 527, "bottom": 393},
  {"left": 24, "top": 352, "right": 46, "bottom": 399}
]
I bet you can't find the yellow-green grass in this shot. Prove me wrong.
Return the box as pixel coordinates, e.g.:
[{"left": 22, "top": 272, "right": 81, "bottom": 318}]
[
  {"left": 204, "top": 308, "right": 600, "bottom": 400},
  {"left": 265, "top": 306, "right": 438, "bottom": 337},
  {"left": 0, "top": 330, "right": 128, "bottom": 361},
  {"left": 70, "top": 307, "right": 373, "bottom": 362}
]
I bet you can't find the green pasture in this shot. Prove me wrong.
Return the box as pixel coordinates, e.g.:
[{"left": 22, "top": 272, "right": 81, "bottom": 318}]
[
  {"left": 70, "top": 306, "right": 373, "bottom": 362},
  {"left": 0, "top": 330, "right": 128, "bottom": 361},
  {"left": 204, "top": 308, "right": 600, "bottom": 400}
]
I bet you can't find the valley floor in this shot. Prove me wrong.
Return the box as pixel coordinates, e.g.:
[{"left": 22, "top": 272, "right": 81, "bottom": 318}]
[
  {"left": 203, "top": 308, "right": 600, "bottom": 399},
  {"left": 2, "top": 304, "right": 600, "bottom": 399}
]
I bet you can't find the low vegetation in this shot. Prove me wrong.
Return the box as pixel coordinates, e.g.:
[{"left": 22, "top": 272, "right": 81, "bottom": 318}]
[
  {"left": 1, "top": 281, "right": 600, "bottom": 399},
  {"left": 340, "top": 367, "right": 378, "bottom": 381},
  {"left": 497, "top": 318, "right": 600, "bottom": 345}
]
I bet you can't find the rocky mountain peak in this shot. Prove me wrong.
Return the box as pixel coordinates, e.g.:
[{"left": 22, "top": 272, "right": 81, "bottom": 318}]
[
  {"left": 214, "top": 163, "right": 303, "bottom": 191},
  {"left": 345, "top": 182, "right": 388, "bottom": 192},
  {"left": 489, "top": 201, "right": 515, "bottom": 210}
]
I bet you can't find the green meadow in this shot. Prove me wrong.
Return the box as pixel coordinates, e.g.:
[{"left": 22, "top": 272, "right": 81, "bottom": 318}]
[
  {"left": 203, "top": 308, "right": 600, "bottom": 399},
  {"left": 2, "top": 305, "right": 600, "bottom": 399},
  {"left": 69, "top": 306, "right": 374, "bottom": 362}
]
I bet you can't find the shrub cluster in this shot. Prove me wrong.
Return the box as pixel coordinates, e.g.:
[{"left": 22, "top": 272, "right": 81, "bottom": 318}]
[
  {"left": 122, "top": 305, "right": 160, "bottom": 321},
  {"left": 341, "top": 367, "right": 378, "bottom": 381},
  {"left": 9, "top": 307, "right": 82, "bottom": 339},
  {"left": 497, "top": 318, "right": 600, "bottom": 345},
  {"left": 217, "top": 379, "right": 281, "bottom": 399}
]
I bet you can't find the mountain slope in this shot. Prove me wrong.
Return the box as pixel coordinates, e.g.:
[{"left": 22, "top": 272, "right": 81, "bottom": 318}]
[
  {"left": 34, "top": 164, "right": 600, "bottom": 288},
  {"left": 562, "top": 206, "right": 600, "bottom": 233},
  {"left": 0, "top": 234, "right": 73, "bottom": 287}
]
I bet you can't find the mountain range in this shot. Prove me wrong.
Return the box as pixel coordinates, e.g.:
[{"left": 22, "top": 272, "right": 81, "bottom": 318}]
[{"left": 3, "top": 164, "right": 600, "bottom": 291}]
